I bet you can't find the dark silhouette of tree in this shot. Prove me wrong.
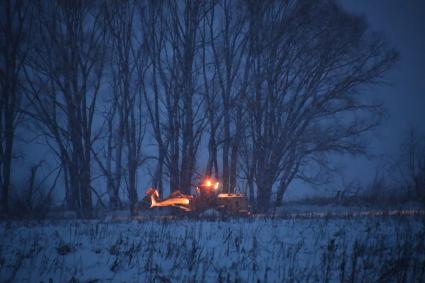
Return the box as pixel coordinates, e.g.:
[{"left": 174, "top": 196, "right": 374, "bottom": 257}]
[
  {"left": 0, "top": 0, "right": 31, "bottom": 214},
  {"left": 93, "top": 0, "right": 147, "bottom": 213},
  {"left": 141, "top": 0, "right": 212, "bottom": 195},
  {"left": 24, "top": 1, "right": 107, "bottom": 218},
  {"left": 3, "top": 0, "right": 399, "bottom": 216},
  {"left": 242, "top": 0, "right": 398, "bottom": 211},
  {"left": 206, "top": 0, "right": 250, "bottom": 193}
]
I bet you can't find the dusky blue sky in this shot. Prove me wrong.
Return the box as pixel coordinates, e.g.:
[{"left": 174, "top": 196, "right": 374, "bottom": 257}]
[
  {"left": 340, "top": 0, "right": 425, "bottom": 143},
  {"left": 341, "top": 0, "right": 425, "bottom": 167},
  {"left": 286, "top": 0, "right": 425, "bottom": 199}
]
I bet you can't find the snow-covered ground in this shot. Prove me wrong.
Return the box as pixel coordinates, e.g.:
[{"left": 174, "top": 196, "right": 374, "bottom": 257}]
[{"left": 1, "top": 217, "right": 424, "bottom": 282}]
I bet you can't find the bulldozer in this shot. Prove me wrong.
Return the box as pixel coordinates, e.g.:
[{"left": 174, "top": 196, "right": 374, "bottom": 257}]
[{"left": 144, "top": 178, "right": 250, "bottom": 216}]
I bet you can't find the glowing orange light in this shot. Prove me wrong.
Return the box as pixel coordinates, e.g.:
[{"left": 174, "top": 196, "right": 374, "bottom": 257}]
[{"left": 205, "top": 180, "right": 212, "bottom": 186}]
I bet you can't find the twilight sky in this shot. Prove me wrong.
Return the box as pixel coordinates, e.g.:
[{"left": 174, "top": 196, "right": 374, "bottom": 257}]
[
  {"left": 339, "top": 1, "right": 425, "bottom": 160},
  {"left": 339, "top": 0, "right": 425, "bottom": 143},
  {"left": 286, "top": 0, "right": 425, "bottom": 199}
]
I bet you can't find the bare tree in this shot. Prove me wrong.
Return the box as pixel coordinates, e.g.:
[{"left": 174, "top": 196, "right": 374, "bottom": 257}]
[
  {"left": 92, "top": 88, "right": 123, "bottom": 209},
  {"left": 9, "top": 0, "right": 398, "bottom": 216},
  {"left": 142, "top": 0, "right": 212, "bottom": 194},
  {"left": 0, "top": 0, "right": 31, "bottom": 214},
  {"left": 206, "top": 0, "right": 249, "bottom": 193},
  {"left": 139, "top": 1, "right": 168, "bottom": 197},
  {"left": 200, "top": 25, "right": 221, "bottom": 179},
  {"left": 24, "top": 0, "right": 107, "bottom": 218},
  {"left": 175, "top": 0, "right": 210, "bottom": 193},
  {"left": 93, "top": 0, "right": 147, "bottom": 213},
  {"left": 242, "top": 0, "right": 398, "bottom": 211}
]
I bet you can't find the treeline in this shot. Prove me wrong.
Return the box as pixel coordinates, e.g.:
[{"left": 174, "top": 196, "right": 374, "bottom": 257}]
[{"left": 0, "top": 0, "right": 398, "bottom": 217}]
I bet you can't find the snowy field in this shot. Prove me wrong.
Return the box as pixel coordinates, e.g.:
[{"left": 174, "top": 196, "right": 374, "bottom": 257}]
[{"left": 1, "top": 216, "right": 424, "bottom": 282}]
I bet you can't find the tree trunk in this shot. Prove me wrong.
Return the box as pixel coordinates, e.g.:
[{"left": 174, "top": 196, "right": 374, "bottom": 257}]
[
  {"left": 169, "top": 131, "right": 180, "bottom": 192},
  {"left": 0, "top": 0, "right": 25, "bottom": 215},
  {"left": 206, "top": 126, "right": 218, "bottom": 178},
  {"left": 229, "top": 141, "right": 238, "bottom": 193},
  {"left": 1, "top": 74, "right": 14, "bottom": 215},
  {"left": 106, "top": 117, "right": 120, "bottom": 209},
  {"left": 222, "top": 105, "right": 230, "bottom": 192},
  {"left": 180, "top": 25, "right": 196, "bottom": 194},
  {"left": 1, "top": 131, "right": 13, "bottom": 214},
  {"left": 80, "top": 161, "right": 93, "bottom": 218},
  {"left": 128, "top": 158, "right": 138, "bottom": 215},
  {"left": 153, "top": 149, "right": 164, "bottom": 198},
  {"left": 229, "top": 109, "right": 242, "bottom": 193},
  {"left": 247, "top": 177, "right": 255, "bottom": 204},
  {"left": 113, "top": 123, "right": 123, "bottom": 207},
  {"left": 274, "top": 183, "right": 287, "bottom": 207},
  {"left": 256, "top": 184, "right": 272, "bottom": 213}
]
